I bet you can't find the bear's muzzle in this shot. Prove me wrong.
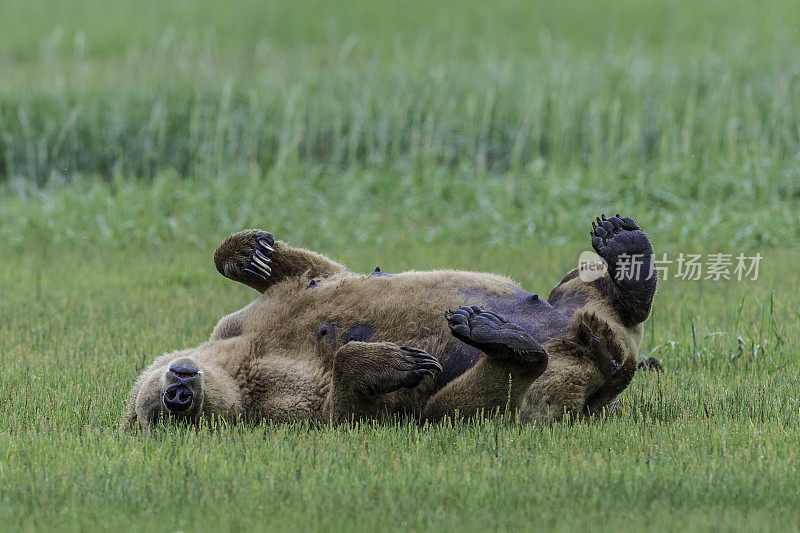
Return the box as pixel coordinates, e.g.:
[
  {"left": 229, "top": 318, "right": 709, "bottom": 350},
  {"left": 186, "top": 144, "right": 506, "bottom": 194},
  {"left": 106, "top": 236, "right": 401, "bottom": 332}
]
[{"left": 162, "top": 359, "right": 203, "bottom": 416}]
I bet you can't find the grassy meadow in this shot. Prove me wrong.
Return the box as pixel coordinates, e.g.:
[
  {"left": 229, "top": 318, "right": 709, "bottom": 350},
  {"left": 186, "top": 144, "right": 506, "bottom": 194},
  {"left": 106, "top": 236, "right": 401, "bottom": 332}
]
[{"left": 1, "top": 0, "right": 800, "bottom": 530}]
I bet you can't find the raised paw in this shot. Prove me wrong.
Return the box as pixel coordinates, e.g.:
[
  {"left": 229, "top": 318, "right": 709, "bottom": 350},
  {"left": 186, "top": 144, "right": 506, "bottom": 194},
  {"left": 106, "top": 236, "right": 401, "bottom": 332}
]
[
  {"left": 374, "top": 346, "right": 443, "bottom": 394},
  {"left": 338, "top": 343, "right": 442, "bottom": 396},
  {"left": 445, "top": 305, "right": 546, "bottom": 363},
  {"left": 590, "top": 214, "right": 653, "bottom": 281},
  {"left": 242, "top": 232, "right": 275, "bottom": 281},
  {"left": 213, "top": 229, "right": 276, "bottom": 291}
]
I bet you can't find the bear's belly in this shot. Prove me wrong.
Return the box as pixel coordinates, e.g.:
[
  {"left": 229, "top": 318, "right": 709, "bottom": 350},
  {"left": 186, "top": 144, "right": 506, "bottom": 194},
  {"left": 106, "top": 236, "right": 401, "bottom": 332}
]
[
  {"left": 238, "top": 273, "right": 572, "bottom": 393},
  {"left": 435, "top": 288, "right": 571, "bottom": 390}
]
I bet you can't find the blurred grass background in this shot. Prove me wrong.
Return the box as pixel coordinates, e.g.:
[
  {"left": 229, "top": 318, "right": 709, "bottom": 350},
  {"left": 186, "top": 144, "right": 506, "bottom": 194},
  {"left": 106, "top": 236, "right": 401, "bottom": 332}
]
[{"left": 1, "top": 0, "right": 799, "bottom": 530}]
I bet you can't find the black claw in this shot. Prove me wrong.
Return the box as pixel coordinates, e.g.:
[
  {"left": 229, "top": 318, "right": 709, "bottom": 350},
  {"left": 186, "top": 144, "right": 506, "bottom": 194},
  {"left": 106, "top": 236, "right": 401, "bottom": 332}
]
[
  {"left": 249, "top": 253, "right": 271, "bottom": 275},
  {"left": 448, "top": 313, "right": 468, "bottom": 325},
  {"left": 401, "top": 346, "right": 426, "bottom": 355},
  {"left": 607, "top": 216, "right": 623, "bottom": 231},
  {"left": 254, "top": 248, "right": 271, "bottom": 262},
  {"left": 480, "top": 310, "right": 505, "bottom": 324},
  {"left": 397, "top": 345, "right": 442, "bottom": 374},
  {"left": 249, "top": 259, "right": 267, "bottom": 273},
  {"left": 412, "top": 369, "right": 433, "bottom": 381},
  {"left": 242, "top": 267, "right": 266, "bottom": 281},
  {"left": 257, "top": 238, "right": 275, "bottom": 252}
]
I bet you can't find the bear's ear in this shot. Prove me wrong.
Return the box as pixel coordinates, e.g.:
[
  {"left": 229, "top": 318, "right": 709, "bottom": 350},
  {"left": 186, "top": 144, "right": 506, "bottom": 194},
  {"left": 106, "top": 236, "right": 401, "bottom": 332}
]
[
  {"left": 122, "top": 407, "right": 138, "bottom": 428},
  {"left": 121, "top": 371, "right": 146, "bottom": 429},
  {"left": 121, "top": 388, "right": 140, "bottom": 428}
]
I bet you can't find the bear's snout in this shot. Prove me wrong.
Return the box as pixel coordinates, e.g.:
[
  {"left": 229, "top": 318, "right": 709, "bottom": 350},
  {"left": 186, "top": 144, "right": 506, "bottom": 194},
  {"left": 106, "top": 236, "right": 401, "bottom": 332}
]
[
  {"left": 168, "top": 360, "right": 200, "bottom": 380},
  {"left": 163, "top": 383, "right": 193, "bottom": 412},
  {"left": 162, "top": 359, "right": 203, "bottom": 414}
]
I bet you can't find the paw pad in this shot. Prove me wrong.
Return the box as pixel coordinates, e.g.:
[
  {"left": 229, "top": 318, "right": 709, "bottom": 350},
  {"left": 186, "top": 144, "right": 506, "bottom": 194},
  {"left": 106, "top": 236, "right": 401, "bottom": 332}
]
[{"left": 590, "top": 214, "right": 638, "bottom": 245}]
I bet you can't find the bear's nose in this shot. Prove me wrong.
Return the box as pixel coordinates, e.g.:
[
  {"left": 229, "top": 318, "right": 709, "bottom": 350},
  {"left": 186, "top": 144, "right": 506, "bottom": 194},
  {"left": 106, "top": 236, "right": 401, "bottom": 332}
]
[
  {"left": 163, "top": 383, "right": 193, "bottom": 412},
  {"left": 168, "top": 361, "right": 199, "bottom": 379}
]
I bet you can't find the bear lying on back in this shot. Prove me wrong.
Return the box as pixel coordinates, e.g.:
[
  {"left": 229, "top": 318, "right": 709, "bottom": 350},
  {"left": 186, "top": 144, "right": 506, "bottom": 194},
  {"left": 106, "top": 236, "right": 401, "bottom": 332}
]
[{"left": 126, "top": 213, "right": 657, "bottom": 426}]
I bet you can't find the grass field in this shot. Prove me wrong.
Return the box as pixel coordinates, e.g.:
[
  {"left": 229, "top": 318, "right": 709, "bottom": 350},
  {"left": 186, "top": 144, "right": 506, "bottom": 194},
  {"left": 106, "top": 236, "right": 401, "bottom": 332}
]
[{"left": 1, "top": 1, "right": 800, "bottom": 530}]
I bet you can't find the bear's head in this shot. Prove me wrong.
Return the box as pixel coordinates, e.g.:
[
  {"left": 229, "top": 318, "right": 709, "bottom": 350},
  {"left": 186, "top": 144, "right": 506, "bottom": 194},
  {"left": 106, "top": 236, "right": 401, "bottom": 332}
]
[
  {"left": 522, "top": 316, "right": 637, "bottom": 423},
  {"left": 124, "top": 337, "right": 246, "bottom": 428}
]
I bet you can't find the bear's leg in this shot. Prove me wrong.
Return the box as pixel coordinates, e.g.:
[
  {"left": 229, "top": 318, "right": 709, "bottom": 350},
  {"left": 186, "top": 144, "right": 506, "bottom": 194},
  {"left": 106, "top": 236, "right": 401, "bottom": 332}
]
[
  {"left": 590, "top": 214, "right": 657, "bottom": 325},
  {"left": 422, "top": 306, "right": 548, "bottom": 421},
  {"left": 327, "top": 341, "right": 442, "bottom": 421},
  {"left": 214, "top": 229, "right": 349, "bottom": 292}
]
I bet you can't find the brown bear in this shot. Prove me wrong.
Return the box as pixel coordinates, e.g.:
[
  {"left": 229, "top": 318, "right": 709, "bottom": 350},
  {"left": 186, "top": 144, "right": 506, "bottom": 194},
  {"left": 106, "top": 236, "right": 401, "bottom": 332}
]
[{"left": 125, "top": 214, "right": 657, "bottom": 427}]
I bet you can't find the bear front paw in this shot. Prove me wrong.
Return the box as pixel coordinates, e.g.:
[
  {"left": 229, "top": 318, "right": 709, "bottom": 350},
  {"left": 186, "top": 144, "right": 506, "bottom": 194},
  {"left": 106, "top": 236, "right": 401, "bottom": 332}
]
[
  {"left": 214, "top": 229, "right": 276, "bottom": 291},
  {"left": 337, "top": 342, "right": 442, "bottom": 396},
  {"left": 377, "top": 346, "right": 443, "bottom": 393},
  {"left": 241, "top": 231, "right": 275, "bottom": 281}
]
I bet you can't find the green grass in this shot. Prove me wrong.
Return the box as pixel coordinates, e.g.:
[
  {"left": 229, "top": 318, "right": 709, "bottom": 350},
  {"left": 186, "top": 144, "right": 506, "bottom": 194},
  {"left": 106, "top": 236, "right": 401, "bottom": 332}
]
[{"left": 2, "top": 0, "right": 800, "bottom": 530}]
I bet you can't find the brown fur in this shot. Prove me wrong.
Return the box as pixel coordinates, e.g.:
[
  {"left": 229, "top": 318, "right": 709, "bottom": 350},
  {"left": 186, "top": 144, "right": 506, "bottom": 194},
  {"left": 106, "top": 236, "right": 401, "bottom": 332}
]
[
  {"left": 125, "top": 230, "right": 651, "bottom": 427},
  {"left": 521, "top": 269, "right": 643, "bottom": 422}
]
